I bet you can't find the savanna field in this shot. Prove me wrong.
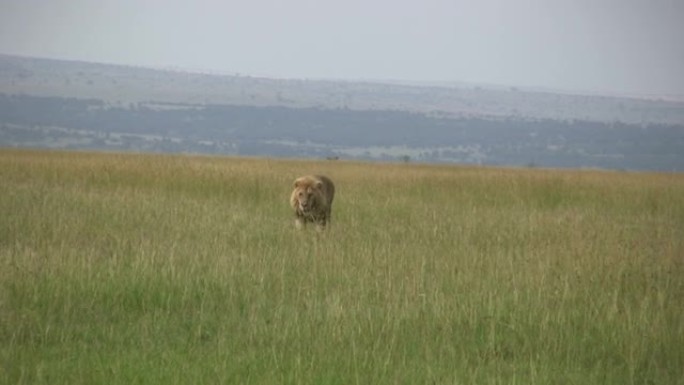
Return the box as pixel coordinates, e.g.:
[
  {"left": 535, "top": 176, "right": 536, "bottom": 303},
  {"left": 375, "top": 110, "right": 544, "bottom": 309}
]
[{"left": 1, "top": 149, "right": 683, "bottom": 384}]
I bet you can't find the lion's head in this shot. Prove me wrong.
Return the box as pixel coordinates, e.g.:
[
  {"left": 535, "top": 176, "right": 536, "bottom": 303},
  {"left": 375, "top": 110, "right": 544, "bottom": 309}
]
[{"left": 291, "top": 176, "right": 325, "bottom": 214}]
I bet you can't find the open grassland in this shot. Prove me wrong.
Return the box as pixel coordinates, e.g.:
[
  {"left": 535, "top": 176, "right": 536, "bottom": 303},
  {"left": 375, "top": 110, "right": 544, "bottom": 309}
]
[{"left": 1, "top": 149, "right": 683, "bottom": 384}]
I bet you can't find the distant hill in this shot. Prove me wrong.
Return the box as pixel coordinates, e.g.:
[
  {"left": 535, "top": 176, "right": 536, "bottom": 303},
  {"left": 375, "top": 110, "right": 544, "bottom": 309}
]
[
  {"left": 2, "top": 53, "right": 683, "bottom": 125},
  {"left": 1, "top": 54, "right": 683, "bottom": 171}
]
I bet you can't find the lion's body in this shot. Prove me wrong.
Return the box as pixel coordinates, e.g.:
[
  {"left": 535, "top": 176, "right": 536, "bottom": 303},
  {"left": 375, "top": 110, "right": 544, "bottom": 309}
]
[{"left": 290, "top": 175, "right": 335, "bottom": 230}]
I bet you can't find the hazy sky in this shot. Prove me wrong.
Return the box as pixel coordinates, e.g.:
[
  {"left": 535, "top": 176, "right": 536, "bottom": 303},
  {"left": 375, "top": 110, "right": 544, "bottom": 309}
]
[{"left": 1, "top": 0, "right": 683, "bottom": 96}]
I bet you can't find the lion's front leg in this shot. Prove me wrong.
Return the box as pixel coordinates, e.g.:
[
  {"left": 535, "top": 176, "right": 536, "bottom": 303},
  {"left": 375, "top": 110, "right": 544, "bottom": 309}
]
[
  {"left": 294, "top": 214, "right": 306, "bottom": 230},
  {"left": 314, "top": 214, "right": 329, "bottom": 232}
]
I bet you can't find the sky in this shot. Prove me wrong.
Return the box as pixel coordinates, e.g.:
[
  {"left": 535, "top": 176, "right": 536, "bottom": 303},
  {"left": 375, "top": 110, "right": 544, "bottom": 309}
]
[{"left": 1, "top": 0, "right": 683, "bottom": 97}]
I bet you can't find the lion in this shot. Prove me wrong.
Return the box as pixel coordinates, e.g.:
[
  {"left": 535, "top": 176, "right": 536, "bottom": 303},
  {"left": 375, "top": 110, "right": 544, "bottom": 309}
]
[{"left": 290, "top": 175, "right": 335, "bottom": 231}]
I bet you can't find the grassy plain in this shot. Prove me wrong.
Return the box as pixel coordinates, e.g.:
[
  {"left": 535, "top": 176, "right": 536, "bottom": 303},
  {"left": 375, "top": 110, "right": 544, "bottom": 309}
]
[{"left": 1, "top": 149, "right": 683, "bottom": 384}]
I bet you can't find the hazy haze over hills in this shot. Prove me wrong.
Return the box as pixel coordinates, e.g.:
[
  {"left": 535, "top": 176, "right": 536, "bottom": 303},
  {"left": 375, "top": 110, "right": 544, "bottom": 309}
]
[
  {"left": 1, "top": 0, "right": 684, "bottom": 171},
  {"left": 3, "top": 54, "right": 682, "bottom": 126},
  {"left": 1, "top": 0, "right": 683, "bottom": 98},
  {"left": 1, "top": 54, "right": 683, "bottom": 171}
]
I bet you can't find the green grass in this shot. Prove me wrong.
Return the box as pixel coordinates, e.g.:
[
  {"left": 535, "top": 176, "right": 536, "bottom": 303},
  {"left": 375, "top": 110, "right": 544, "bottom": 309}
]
[{"left": 1, "top": 149, "right": 683, "bottom": 384}]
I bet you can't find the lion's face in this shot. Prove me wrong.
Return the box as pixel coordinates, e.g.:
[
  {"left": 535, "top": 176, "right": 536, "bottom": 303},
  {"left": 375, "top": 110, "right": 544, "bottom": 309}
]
[{"left": 293, "top": 183, "right": 321, "bottom": 212}]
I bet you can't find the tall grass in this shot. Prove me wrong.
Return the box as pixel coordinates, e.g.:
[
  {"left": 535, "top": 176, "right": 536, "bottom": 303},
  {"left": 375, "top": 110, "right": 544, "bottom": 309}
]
[{"left": 1, "top": 149, "right": 683, "bottom": 384}]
